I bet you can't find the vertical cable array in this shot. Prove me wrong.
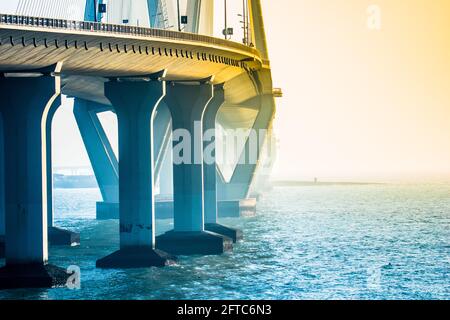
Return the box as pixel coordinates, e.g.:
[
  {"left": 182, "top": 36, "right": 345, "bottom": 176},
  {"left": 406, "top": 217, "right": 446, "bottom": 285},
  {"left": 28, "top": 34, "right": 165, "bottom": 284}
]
[{"left": 14, "top": 0, "right": 86, "bottom": 20}]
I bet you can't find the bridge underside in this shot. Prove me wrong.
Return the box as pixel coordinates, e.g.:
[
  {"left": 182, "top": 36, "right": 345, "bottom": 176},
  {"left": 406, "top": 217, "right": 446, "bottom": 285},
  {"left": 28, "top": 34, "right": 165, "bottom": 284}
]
[
  {"left": 0, "top": 25, "right": 266, "bottom": 131},
  {"left": 0, "top": 25, "right": 263, "bottom": 103}
]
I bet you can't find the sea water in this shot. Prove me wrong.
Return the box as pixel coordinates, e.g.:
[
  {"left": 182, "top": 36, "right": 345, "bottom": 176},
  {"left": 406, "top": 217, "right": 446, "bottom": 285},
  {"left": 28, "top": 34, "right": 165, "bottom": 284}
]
[{"left": 0, "top": 183, "right": 449, "bottom": 300}]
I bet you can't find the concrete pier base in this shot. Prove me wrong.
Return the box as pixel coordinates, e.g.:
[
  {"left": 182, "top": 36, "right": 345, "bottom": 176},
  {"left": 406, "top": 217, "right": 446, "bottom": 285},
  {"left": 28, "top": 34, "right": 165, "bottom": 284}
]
[
  {"left": 96, "top": 202, "right": 119, "bottom": 220},
  {"left": 0, "top": 264, "right": 70, "bottom": 289},
  {"left": 96, "top": 247, "right": 175, "bottom": 269},
  {"left": 48, "top": 227, "right": 80, "bottom": 246},
  {"left": 156, "top": 231, "right": 233, "bottom": 255},
  {"left": 204, "top": 223, "right": 243, "bottom": 243},
  {"left": 218, "top": 198, "right": 257, "bottom": 218}
]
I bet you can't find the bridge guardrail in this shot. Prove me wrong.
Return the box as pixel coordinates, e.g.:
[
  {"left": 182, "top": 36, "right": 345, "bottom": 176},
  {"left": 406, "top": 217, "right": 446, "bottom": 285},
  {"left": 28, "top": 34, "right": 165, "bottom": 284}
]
[{"left": 0, "top": 14, "right": 260, "bottom": 59}]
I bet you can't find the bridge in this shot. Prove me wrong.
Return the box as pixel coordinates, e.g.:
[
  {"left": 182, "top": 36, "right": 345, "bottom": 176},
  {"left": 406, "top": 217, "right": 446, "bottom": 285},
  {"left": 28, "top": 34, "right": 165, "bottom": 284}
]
[{"left": 0, "top": 0, "right": 278, "bottom": 289}]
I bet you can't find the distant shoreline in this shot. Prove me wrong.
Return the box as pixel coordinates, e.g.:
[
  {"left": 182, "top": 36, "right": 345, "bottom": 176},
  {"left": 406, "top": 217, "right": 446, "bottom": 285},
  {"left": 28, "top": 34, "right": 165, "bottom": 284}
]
[{"left": 271, "top": 181, "right": 385, "bottom": 187}]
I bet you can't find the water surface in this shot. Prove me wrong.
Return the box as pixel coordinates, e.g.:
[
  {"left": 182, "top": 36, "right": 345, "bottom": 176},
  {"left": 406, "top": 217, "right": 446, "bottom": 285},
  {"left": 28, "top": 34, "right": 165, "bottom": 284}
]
[{"left": 0, "top": 184, "right": 449, "bottom": 300}]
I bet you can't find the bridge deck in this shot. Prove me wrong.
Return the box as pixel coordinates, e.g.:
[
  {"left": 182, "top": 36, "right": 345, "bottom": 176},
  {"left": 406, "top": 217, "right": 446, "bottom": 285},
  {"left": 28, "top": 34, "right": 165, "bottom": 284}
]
[
  {"left": 0, "top": 14, "right": 268, "bottom": 105},
  {"left": 0, "top": 14, "right": 264, "bottom": 77}
]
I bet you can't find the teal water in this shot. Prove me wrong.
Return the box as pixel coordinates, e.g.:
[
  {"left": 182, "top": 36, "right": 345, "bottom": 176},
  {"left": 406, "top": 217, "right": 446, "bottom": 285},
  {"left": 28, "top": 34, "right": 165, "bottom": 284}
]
[{"left": 0, "top": 184, "right": 449, "bottom": 300}]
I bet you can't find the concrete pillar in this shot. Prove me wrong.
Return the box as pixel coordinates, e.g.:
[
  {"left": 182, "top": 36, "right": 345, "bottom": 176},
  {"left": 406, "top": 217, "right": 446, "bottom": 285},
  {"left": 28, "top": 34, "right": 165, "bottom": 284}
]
[
  {"left": 46, "top": 99, "right": 80, "bottom": 246},
  {"left": 0, "top": 72, "right": 69, "bottom": 289},
  {"left": 155, "top": 143, "right": 174, "bottom": 220},
  {"left": 185, "top": 0, "right": 214, "bottom": 35},
  {"left": 248, "top": 126, "right": 276, "bottom": 197},
  {"left": 84, "top": 0, "right": 105, "bottom": 22},
  {"left": 96, "top": 76, "right": 174, "bottom": 268},
  {"left": 156, "top": 82, "right": 233, "bottom": 255},
  {"left": 203, "top": 85, "right": 225, "bottom": 225},
  {"left": 203, "top": 85, "right": 243, "bottom": 242},
  {"left": 169, "top": 83, "right": 210, "bottom": 233},
  {"left": 0, "top": 114, "right": 4, "bottom": 258},
  {"left": 75, "top": 99, "right": 173, "bottom": 220},
  {"left": 73, "top": 99, "right": 119, "bottom": 220},
  {"left": 45, "top": 101, "right": 58, "bottom": 229},
  {"left": 217, "top": 94, "right": 276, "bottom": 201},
  {"left": 153, "top": 102, "right": 172, "bottom": 181},
  {"left": 158, "top": 143, "right": 173, "bottom": 197},
  {"left": 153, "top": 102, "right": 173, "bottom": 219},
  {"left": 248, "top": 0, "right": 269, "bottom": 60}
]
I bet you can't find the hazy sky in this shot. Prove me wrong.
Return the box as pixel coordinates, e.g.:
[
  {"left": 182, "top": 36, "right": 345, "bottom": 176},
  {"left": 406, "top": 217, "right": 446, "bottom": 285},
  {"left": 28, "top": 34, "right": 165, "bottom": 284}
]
[
  {"left": 263, "top": 0, "right": 450, "bottom": 182},
  {"left": 51, "top": 0, "right": 450, "bottom": 182}
]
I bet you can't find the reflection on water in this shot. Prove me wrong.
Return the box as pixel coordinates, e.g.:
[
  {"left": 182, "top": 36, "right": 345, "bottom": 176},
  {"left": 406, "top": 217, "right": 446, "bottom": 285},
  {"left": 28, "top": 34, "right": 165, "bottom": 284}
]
[{"left": 0, "top": 184, "right": 449, "bottom": 300}]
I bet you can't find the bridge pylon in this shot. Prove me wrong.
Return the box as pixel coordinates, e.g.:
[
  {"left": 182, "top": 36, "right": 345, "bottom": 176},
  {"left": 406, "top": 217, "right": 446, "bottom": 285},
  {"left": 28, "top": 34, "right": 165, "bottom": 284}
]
[
  {"left": 96, "top": 74, "right": 175, "bottom": 268},
  {"left": 156, "top": 82, "right": 233, "bottom": 255},
  {"left": 203, "top": 85, "right": 243, "bottom": 242},
  {"left": 0, "top": 66, "right": 71, "bottom": 289}
]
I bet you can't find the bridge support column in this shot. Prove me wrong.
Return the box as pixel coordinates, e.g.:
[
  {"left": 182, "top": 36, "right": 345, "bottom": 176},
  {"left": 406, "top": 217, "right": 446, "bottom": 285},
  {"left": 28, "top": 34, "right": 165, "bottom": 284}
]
[
  {"left": 156, "top": 82, "right": 233, "bottom": 255},
  {"left": 73, "top": 99, "right": 119, "bottom": 220},
  {"left": 46, "top": 100, "right": 80, "bottom": 246},
  {"left": 0, "top": 74, "right": 69, "bottom": 289},
  {"left": 203, "top": 86, "right": 242, "bottom": 242},
  {"left": 217, "top": 94, "right": 276, "bottom": 207},
  {"left": 155, "top": 143, "right": 174, "bottom": 219},
  {"left": 0, "top": 114, "right": 4, "bottom": 258},
  {"left": 96, "top": 77, "right": 174, "bottom": 268},
  {"left": 153, "top": 102, "right": 173, "bottom": 219},
  {"left": 158, "top": 144, "right": 173, "bottom": 196}
]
